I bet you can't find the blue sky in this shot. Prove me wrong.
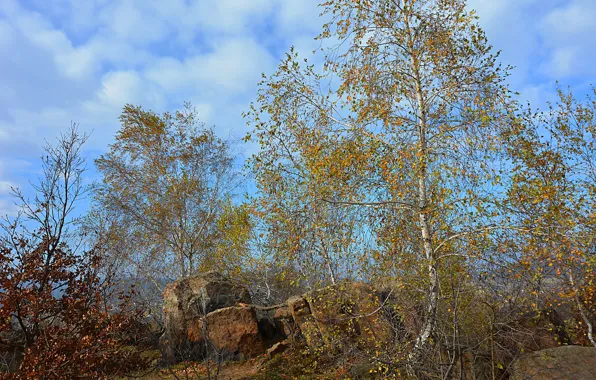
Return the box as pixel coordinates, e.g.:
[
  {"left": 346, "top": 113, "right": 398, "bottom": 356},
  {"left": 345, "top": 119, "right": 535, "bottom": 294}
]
[{"left": 1, "top": 0, "right": 595, "bottom": 216}]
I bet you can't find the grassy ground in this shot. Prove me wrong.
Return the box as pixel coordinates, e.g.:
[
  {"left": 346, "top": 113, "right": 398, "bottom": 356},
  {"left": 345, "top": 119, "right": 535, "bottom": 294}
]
[{"left": 122, "top": 344, "right": 383, "bottom": 379}]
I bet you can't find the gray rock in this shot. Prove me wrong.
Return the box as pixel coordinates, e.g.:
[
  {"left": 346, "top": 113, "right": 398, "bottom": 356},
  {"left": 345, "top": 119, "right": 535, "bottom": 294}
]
[{"left": 510, "top": 345, "right": 596, "bottom": 380}]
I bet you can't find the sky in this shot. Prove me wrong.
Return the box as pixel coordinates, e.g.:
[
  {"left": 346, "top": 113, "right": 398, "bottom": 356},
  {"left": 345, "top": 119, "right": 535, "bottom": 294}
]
[{"left": 1, "top": 0, "right": 595, "bottom": 216}]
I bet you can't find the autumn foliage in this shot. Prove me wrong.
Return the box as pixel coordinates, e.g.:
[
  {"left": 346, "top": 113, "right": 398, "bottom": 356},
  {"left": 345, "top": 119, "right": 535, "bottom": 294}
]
[
  {"left": 1, "top": 0, "right": 596, "bottom": 378},
  {"left": 0, "top": 128, "right": 151, "bottom": 378},
  {"left": 0, "top": 239, "right": 150, "bottom": 379}
]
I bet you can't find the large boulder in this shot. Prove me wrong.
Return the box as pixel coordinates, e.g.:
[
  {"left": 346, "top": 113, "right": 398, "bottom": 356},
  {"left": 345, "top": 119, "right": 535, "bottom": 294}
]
[
  {"left": 510, "top": 346, "right": 596, "bottom": 380},
  {"left": 289, "top": 282, "right": 393, "bottom": 351},
  {"left": 160, "top": 272, "right": 252, "bottom": 362},
  {"left": 200, "top": 306, "right": 267, "bottom": 359}
]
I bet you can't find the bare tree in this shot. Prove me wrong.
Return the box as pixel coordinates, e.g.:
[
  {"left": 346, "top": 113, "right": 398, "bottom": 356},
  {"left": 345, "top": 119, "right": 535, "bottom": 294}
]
[
  {"left": 0, "top": 126, "right": 151, "bottom": 377},
  {"left": 1, "top": 124, "right": 88, "bottom": 284}
]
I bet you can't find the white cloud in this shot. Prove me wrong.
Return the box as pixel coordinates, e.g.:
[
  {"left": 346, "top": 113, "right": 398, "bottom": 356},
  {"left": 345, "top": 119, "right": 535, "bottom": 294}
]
[
  {"left": 517, "top": 83, "right": 558, "bottom": 108},
  {"left": 1, "top": 0, "right": 99, "bottom": 80},
  {"left": 0, "top": 181, "right": 13, "bottom": 195},
  {"left": 539, "top": 0, "right": 596, "bottom": 79},
  {"left": 2, "top": 0, "right": 594, "bottom": 220},
  {"left": 0, "top": 199, "right": 19, "bottom": 217},
  {"left": 194, "top": 38, "right": 275, "bottom": 92},
  {"left": 186, "top": 0, "right": 276, "bottom": 34},
  {"left": 466, "top": 0, "right": 596, "bottom": 105},
  {"left": 145, "top": 37, "right": 276, "bottom": 94},
  {"left": 276, "top": 0, "right": 321, "bottom": 36},
  {"left": 0, "top": 160, "right": 29, "bottom": 217},
  {"left": 95, "top": 71, "right": 164, "bottom": 109},
  {"left": 98, "top": 0, "right": 169, "bottom": 45},
  {"left": 187, "top": 102, "right": 214, "bottom": 124},
  {"left": 467, "top": 0, "right": 545, "bottom": 85},
  {"left": 542, "top": 1, "right": 594, "bottom": 37},
  {"left": 0, "top": 0, "right": 158, "bottom": 82},
  {"left": 72, "top": 71, "right": 166, "bottom": 149},
  {"left": 545, "top": 47, "right": 577, "bottom": 78}
]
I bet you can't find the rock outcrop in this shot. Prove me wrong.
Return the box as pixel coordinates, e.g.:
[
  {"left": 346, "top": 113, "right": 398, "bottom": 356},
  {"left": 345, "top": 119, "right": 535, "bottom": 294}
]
[
  {"left": 160, "top": 272, "right": 253, "bottom": 362},
  {"left": 161, "top": 273, "right": 397, "bottom": 363},
  {"left": 296, "top": 282, "right": 393, "bottom": 351},
  {"left": 510, "top": 346, "right": 596, "bottom": 380},
  {"left": 160, "top": 272, "right": 596, "bottom": 378}
]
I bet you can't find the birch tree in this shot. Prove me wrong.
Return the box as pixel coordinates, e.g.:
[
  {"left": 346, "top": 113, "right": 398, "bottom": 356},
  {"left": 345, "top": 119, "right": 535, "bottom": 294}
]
[
  {"left": 246, "top": 0, "right": 511, "bottom": 368},
  {"left": 504, "top": 87, "right": 596, "bottom": 347},
  {"left": 94, "top": 103, "right": 244, "bottom": 280}
]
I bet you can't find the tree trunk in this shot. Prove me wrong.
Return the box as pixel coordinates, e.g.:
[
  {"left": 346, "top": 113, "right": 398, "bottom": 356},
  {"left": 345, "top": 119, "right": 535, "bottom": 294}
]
[
  {"left": 569, "top": 269, "right": 596, "bottom": 347},
  {"left": 409, "top": 51, "right": 439, "bottom": 367}
]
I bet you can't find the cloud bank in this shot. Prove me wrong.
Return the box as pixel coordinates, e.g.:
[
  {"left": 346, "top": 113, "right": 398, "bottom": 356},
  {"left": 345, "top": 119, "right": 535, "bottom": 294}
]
[{"left": 1, "top": 0, "right": 595, "bottom": 215}]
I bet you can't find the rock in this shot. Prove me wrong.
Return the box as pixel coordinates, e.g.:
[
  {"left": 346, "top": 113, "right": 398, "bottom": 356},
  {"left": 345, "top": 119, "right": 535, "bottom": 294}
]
[
  {"left": 161, "top": 275, "right": 397, "bottom": 363},
  {"left": 510, "top": 346, "right": 596, "bottom": 380},
  {"left": 258, "top": 317, "right": 278, "bottom": 344},
  {"left": 304, "top": 282, "right": 392, "bottom": 351},
  {"left": 273, "top": 307, "right": 296, "bottom": 339},
  {"left": 159, "top": 331, "right": 204, "bottom": 364},
  {"left": 288, "top": 295, "right": 324, "bottom": 348},
  {"left": 161, "top": 272, "right": 252, "bottom": 363},
  {"left": 287, "top": 282, "right": 393, "bottom": 352},
  {"left": 202, "top": 306, "right": 266, "bottom": 359},
  {"left": 188, "top": 271, "right": 252, "bottom": 314}
]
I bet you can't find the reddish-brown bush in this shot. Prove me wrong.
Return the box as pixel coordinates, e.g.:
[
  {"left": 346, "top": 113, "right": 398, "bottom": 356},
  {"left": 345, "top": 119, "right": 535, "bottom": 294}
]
[{"left": 0, "top": 239, "right": 152, "bottom": 379}]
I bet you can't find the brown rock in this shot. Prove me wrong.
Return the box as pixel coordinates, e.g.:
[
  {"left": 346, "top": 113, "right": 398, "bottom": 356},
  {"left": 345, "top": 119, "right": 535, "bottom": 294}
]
[
  {"left": 202, "top": 306, "right": 266, "bottom": 359},
  {"left": 161, "top": 272, "right": 252, "bottom": 362},
  {"left": 510, "top": 346, "right": 596, "bottom": 380},
  {"left": 188, "top": 271, "right": 252, "bottom": 314},
  {"left": 273, "top": 307, "right": 296, "bottom": 339}
]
